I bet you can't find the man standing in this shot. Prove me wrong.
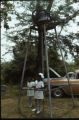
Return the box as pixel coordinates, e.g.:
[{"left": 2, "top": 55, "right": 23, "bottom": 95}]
[
  {"left": 32, "top": 73, "right": 44, "bottom": 114},
  {"left": 27, "top": 77, "right": 35, "bottom": 107}
]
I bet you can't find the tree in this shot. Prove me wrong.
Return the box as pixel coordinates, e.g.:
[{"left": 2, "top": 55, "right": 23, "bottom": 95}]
[
  {"left": 1, "top": 1, "right": 15, "bottom": 29},
  {"left": 1, "top": 0, "right": 79, "bottom": 84},
  {"left": 6, "top": 0, "right": 79, "bottom": 61}
]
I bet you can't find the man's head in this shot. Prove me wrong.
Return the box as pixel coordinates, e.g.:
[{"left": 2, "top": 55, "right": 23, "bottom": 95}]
[
  {"left": 37, "top": 75, "right": 41, "bottom": 81},
  {"left": 27, "top": 77, "right": 32, "bottom": 82}
]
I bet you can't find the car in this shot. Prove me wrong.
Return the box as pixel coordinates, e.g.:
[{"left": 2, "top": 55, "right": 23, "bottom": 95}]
[
  {"left": 64, "top": 72, "right": 76, "bottom": 78},
  {"left": 44, "top": 69, "right": 79, "bottom": 98}
]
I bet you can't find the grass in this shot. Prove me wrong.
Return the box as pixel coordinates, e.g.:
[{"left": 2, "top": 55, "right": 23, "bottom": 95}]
[{"left": 1, "top": 85, "right": 79, "bottom": 118}]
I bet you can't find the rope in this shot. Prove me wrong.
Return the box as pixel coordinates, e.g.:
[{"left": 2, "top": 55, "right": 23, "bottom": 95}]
[{"left": 54, "top": 26, "right": 75, "bottom": 107}]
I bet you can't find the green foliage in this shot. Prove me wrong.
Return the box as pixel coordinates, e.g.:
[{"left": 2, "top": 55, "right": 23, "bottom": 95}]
[
  {"left": 66, "top": 62, "right": 75, "bottom": 72},
  {"left": 1, "top": 1, "right": 15, "bottom": 29},
  {"left": 48, "top": 47, "right": 67, "bottom": 76},
  {"left": 1, "top": 1, "right": 79, "bottom": 84},
  {"left": 1, "top": 42, "right": 38, "bottom": 84},
  {"left": 1, "top": 61, "right": 22, "bottom": 85},
  {"left": 1, "top": 62, "right": 12, "bottom": 84},
  {"left": 5, "top": 0, "right": 79, "bottom": 58},
  {"left": 74, "top": 59, "right": 79, "bottom": 70}
]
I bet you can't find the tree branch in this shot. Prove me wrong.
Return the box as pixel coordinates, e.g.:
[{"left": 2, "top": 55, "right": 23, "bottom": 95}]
[{"left": 47, "top": 0, "right": 54, "bottom": 12}]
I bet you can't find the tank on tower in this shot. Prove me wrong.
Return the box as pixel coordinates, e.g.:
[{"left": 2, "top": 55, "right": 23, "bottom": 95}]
[{"left": 32, "top": 10, "right": 51, "bottom": 25}]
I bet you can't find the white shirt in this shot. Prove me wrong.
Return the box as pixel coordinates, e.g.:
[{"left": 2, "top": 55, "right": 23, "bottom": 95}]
[
  {"left": 27, "top": 81, "right": 35, "bottom": 96},
  {"left": 35, "top": 80, "right": 44, "bottom": 89},
  {"left": 27, "top": 82, "right": 35, "bottom": 88},
  {"left": 34, "top": 80, "right": 38, "bottom": 86},
  {"left": 34, "top": 80, "right": 44, "bottom": 99}
]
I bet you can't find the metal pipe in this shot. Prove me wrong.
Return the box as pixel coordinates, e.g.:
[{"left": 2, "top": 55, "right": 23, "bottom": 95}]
[
  {"left": 44, "top": 24, "right": 53, "bottom": 118},
  {"left": 22, "top": 85, "right": 68, "bottom": 91},
  {"left": 41, "top": 32, "right": 44, "bottom": 75},
  {"left": 54, "top": 27, "right": 75, "bottom": 107},
  {"left": 17, "top": 29, "right": 31, "bottom": 110}
]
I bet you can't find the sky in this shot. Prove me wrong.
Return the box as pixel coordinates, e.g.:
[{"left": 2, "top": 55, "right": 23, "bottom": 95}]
[{"left": 1, "top": 1, "right": 79, "bottom": 63}]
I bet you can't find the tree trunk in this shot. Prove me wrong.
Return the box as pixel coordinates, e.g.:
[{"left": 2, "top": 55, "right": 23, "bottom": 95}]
[{"left": 36, "top": 26, "right": 44, "bottom": 73}]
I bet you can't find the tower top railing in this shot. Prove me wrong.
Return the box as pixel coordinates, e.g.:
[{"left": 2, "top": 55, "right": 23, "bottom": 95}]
[{"left": 32, "top": 9, "right": 52, "bottom": 25}]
